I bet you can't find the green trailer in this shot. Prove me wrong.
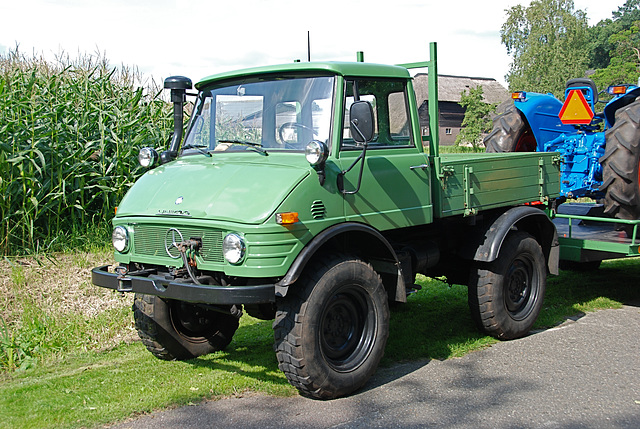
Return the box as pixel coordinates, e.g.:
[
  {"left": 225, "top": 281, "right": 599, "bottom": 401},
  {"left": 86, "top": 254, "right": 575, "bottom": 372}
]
[
  {"left": 553, "top": 203, "right": 640, "bottom": 268},
  {"left": 92, "top": 43, "right": 561, "bottom": 399}
]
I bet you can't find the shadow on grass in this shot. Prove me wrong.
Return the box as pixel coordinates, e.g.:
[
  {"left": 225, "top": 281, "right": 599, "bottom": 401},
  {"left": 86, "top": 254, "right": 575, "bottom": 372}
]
[{"left": 184, "top": 257, "right": 640, "bottom": 392}]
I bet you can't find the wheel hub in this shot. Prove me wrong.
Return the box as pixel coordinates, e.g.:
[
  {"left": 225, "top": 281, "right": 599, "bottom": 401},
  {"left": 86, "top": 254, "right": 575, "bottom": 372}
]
[
  {"left": 322, "top": 295, "right": 360, "bottom": 359},
  {"left": 505, "top": 259, "right": 532, "bottom": 316},
  {"left": 319, "top": 286, "right": 377, "bottom": 372}
]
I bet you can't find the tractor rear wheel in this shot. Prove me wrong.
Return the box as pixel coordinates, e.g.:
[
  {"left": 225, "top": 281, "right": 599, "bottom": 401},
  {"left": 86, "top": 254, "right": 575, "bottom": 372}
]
[
  {"left": 599, "top": 99, "right": 640, "bottom": 230},
  {"left": 484, "top": 102, "right": 537, "bottom": 153}
]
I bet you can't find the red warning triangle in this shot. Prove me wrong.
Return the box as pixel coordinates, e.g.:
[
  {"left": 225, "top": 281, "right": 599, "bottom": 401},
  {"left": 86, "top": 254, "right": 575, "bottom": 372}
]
[{"left": 559, "top": 89, "right": 594, "bottom": 125}]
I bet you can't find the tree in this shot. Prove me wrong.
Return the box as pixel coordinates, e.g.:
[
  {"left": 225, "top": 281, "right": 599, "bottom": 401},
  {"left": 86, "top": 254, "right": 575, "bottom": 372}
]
[
  {"left": 592, "top": 20, "right": 640, "bottom": 89},
  {"left": 455, "top": 86, "right": 495, "bottom": 148},
  {"left": 588, "top": 0, "right": 640, "bottom": 71},
  {"left": 501, "top": 0, "right": 590, "bottom": 97}
]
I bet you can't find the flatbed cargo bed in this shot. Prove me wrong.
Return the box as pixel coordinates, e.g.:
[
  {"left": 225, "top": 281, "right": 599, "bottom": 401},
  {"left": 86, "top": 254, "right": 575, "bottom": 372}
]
[{"left": 435, "top": 151, "right": 561, "bottom": 218}]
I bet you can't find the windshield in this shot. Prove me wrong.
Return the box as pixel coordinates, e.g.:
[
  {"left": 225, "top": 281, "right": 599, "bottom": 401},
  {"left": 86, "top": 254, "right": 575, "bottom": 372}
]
[{"left": 182, "top": 76, "right": 334, "bottom": 154}]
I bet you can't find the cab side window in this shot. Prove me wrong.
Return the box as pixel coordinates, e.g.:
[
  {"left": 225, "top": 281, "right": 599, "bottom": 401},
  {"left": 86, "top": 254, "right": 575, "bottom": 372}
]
[{"left": 342, "top": 79, "right": 413, "bottom": 148}]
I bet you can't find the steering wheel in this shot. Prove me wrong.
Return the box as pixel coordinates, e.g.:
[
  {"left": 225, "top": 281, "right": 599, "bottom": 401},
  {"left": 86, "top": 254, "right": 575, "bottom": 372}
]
[{"left": 277, "top": 122, "right": 317, "bottom": 146}]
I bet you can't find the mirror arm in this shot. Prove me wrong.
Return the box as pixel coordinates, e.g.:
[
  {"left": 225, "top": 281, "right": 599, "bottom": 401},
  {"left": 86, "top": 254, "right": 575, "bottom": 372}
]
[
  {"left": 338, "top": 144, "right": 367, "bottom": 195},
  {"left": 314, "top": 164, "right": 326, "bottom": 186}
]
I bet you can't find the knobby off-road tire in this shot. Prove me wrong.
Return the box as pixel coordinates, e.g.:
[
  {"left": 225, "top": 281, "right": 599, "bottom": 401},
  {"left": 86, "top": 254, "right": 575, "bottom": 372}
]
[
  {"left": 273, "top": 254, "right": 390, "bottom": 399},
  {"left": 599, "top": 99, "right": 640, "bottom": 226},
  {"left": 133, "top": 293, "right": 239, "bottom": 361},
  {"left": 468, "top": 231, "right": 546, "bottom": 340},
  {"left": 484, "top": 102, "right": 537, "bottom": 153}
]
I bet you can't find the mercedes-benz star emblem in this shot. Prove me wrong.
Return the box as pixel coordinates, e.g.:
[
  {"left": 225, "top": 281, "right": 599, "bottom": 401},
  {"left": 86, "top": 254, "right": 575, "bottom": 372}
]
[{"left": 164, "top": 227, "right": 184, "bottom": 259}]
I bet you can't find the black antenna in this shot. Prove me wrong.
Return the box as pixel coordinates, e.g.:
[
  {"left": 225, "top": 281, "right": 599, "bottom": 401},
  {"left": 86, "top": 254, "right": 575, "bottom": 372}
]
[{"left": 307, "top": 31, "right": 311, "bottom": 62}]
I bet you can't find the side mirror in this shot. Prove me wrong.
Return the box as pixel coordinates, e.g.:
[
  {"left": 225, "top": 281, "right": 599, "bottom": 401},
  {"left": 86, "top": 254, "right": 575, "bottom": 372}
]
[{"left": 349, "top": 101, "right": 374, "bottom": 144}]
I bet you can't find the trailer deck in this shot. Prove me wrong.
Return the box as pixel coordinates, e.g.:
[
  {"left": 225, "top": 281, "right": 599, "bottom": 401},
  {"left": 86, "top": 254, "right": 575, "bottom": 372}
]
[{"left": 553, "top": 203, "right": 640, "bottom": 262}]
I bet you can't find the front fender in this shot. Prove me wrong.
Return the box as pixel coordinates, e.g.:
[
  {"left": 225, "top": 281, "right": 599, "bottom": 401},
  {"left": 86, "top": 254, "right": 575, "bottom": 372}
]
[{"left": 275, "top": 222, "right": 405, "bottom": 301}]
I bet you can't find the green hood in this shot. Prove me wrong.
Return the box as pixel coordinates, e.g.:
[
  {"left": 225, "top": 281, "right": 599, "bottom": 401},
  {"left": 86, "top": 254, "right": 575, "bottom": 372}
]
[{"left": 116, "top": 157, "right": 310, "bottom": 224}]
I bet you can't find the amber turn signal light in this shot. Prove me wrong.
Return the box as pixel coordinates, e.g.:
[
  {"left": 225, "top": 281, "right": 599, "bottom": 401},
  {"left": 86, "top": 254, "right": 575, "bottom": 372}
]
[{"left": 276, "top": 212, "right": 299, "bottom": 225}]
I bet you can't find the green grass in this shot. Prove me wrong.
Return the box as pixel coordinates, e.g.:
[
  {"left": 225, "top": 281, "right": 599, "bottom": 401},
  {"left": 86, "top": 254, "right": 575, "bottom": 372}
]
[
  {"left": 0, "top": 255, "right": 638, "bottom": 428},
  {"left": 0, "top": 317, "right": 294, "bottom": 429}
]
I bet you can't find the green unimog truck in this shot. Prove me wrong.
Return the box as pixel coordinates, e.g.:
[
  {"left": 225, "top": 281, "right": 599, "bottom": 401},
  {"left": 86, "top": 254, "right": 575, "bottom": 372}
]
[{"left": 92, "top": 43, "right": 561, "bottom": 399}]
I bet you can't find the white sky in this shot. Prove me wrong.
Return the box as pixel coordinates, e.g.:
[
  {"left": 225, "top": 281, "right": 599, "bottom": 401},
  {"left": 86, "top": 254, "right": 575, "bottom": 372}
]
[{"left": 0, "top": 0, "right": 625, "bottom": 88}]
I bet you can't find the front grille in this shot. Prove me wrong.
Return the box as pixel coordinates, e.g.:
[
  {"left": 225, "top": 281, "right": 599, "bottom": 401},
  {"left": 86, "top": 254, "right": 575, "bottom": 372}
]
[{"left": 132, "top": 224, "right": 224, "bottom": 263}]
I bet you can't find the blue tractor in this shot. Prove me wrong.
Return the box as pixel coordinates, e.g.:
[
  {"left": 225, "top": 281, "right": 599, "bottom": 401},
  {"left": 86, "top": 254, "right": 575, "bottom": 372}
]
[{"left": 485, "top": 79, "right": 640, "bottom": 226}]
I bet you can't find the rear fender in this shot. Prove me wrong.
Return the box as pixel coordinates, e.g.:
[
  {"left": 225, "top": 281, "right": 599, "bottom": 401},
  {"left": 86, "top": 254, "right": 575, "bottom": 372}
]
[
  {"left": 471, "top": 206, "right": 559, "bottom": 275},
  {"left": 513, "top": 92, "right": 575, "bottom": 151},
  {"left": 604, "top": 87, "right": 640, "bottom": 128}
]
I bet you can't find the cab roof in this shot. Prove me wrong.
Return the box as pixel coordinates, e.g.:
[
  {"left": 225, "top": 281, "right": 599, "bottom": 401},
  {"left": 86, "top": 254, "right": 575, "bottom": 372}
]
[{"left": 196, "top": 61, "right": 411, "bottom": 89}]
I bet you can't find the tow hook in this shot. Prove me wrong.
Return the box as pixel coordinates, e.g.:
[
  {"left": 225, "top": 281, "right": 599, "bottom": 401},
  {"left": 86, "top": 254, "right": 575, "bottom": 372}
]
[{"left": 114, "top": 265, "right": 132, "bottom": 292}]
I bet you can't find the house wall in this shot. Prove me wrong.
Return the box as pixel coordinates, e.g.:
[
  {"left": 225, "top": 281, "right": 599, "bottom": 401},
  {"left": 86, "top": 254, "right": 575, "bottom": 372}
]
[{"left": 417, "top": 100, "right": 465, "bottom": 145}]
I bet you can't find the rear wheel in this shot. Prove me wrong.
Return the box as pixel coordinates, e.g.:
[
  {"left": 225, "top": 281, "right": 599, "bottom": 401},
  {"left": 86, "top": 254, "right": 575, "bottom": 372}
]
[
  {"left": 599, "top": 99, "right": 640, "bottom": 229},
  {"left": 468, "top": 231, "right": 546, "bottom": 340},
  {"left": 484, "top": 102, "right": 537, "bottom": 153},
  {"left": 273, "top": 254, "right": 389, "bottom": 399},
  {"left": 133, "top": 294, "right": 239, "bottom": 361}
]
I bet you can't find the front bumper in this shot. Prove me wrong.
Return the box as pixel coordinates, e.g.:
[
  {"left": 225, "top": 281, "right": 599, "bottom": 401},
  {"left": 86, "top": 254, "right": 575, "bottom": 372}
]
[{"left": 91, "top": 265, "right": 275, "bottom": 305}]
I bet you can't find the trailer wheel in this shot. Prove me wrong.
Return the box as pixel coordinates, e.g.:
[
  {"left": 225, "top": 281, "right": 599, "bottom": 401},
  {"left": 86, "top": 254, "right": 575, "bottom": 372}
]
[
  {"left": 484, "top": 102, "right": 537, "bottom": 153},
  {"left": 133, "top": 293, "right": 239, "bottom": 361},
  {"left": 599, "top": 99, "right": 640, "bottom": 230},
  {"left": 468, "top": 231, "right": 546, "bottom": 340},
  {"left": 273, "top": 254, "right": 389, "bottom": 399}
]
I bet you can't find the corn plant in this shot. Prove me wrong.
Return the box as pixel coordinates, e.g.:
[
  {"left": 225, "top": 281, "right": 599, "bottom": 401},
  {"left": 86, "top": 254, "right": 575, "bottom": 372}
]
[{"left": 0, "top": 49, "right": 172, "bottom": 255}]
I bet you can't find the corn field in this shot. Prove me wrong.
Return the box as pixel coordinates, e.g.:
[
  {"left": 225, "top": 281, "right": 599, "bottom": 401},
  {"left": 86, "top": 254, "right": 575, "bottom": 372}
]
[{"left": 0, "top": 49, "right": 173, "bottom": 255}]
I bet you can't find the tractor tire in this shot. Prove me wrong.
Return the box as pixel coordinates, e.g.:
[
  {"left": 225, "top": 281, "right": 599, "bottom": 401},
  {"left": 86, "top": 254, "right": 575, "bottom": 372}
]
[
  {"left": 484, "top": 101, "right": 537, "bottom": 153},
  {"left": 599, "top": 99, "right": 640, "bottom": 228},
  {"left": 273, "top": 254, "right": 389, "bottom": 399},
  {"left": 468, "top": 231, "right": 546, "bottom": 340},
  {"left": 133, "top": 293, "right": 239, "bottom": 361}
]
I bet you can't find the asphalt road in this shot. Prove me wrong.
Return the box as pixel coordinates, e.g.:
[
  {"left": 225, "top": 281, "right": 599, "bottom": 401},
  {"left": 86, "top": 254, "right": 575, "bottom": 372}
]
[{"left": 113, "top": 305, "right": 640, "bottom": 429}]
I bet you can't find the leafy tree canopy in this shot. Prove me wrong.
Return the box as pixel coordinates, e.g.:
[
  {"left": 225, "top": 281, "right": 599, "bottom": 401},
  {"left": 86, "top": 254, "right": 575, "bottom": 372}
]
[
  {"left": 592, "top": 19, "right": 640, "bottom": 90},
  {"left": 589, "top": 0, "right": 640, "bottom": 70},
  {"left": 501, "top": 0, "right": 590, "bottom": 97}
]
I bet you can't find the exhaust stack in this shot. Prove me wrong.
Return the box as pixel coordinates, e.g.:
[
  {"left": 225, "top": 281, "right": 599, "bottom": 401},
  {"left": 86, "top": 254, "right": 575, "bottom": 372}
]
[{"left": 162, "top": 76, "right": 192, "bottom": 163}]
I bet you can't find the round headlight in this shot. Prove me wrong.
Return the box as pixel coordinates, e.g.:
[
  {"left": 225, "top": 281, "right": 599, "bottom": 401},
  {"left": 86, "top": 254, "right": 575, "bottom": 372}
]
[
  {"left": 223, "top": 233, "right": 245, "bottom": 264},
  {"left": 138, "top": 147, "right": 159, "bottom": 168},
  {"left": 112, "top": 226, "right": 129, "bottom": 253},
  {"left": 305, "top": 140, "right": 328, "bottom": 166}
]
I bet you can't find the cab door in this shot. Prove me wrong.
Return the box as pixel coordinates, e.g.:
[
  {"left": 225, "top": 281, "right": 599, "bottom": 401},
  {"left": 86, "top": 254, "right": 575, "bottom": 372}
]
[{"left": 338, "top": 78, "right": 433, "bottom": 231}]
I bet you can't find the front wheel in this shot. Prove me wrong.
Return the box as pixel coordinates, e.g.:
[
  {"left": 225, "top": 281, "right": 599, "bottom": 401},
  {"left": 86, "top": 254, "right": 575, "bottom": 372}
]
[
  {"left": 273, "top": 254, "right": 390, "bottom": 399},
  {"left": 133, "top": 294, "right": 239, "bottom": 361},
  {"left": 468, "top": 231, "right": 546, "bottom": 340}
]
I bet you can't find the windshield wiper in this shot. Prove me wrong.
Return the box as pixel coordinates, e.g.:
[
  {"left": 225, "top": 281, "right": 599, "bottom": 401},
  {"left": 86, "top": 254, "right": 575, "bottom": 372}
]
[
  {"left": 217, "top": 140, "right": 268, "bottom": 155},
  {"left": 181, "top": 144, "right": 212, "bottom": 157}
]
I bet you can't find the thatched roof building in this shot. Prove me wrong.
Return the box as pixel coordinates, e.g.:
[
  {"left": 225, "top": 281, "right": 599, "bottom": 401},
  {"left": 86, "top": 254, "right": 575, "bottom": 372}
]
[{"left": 412, "top": 74, "right": 510, "bottom": 145}]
